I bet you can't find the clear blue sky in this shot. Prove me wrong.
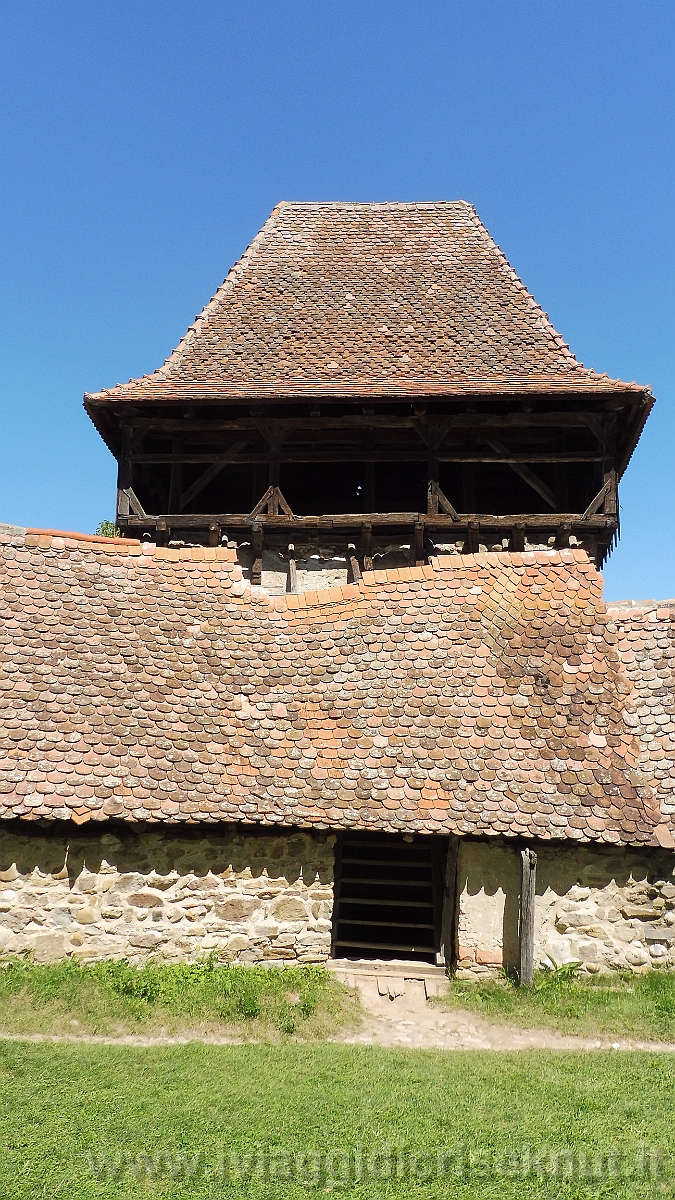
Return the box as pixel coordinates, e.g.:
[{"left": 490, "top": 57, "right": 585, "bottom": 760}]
[{"left": 0, "top": 1, "right": 673, "bottom": 600}]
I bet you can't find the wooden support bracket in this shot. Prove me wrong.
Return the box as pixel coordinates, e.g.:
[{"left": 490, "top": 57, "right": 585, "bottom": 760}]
[{"left": 486, "top": 438, "right": 557, "bottom": 510}]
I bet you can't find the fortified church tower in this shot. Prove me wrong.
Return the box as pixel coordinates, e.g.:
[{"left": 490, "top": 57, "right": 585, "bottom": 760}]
[
  {"left": 2, "top": 202, "right": 671, "bottom": 982},
  {"left": 85, "top": 202, "right": 652, "bottom": 588}
]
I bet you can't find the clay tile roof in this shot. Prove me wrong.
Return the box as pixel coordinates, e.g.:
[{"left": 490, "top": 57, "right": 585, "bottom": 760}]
[
  {"left": 1, "top": 524, "right": 672, "bottom": 846},
  {"left": 84, "top": 202, "right": 647, "bottom": 404}
]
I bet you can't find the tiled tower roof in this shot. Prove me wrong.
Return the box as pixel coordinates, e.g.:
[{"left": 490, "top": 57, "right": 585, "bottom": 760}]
[
  {"left": 1, "top": 525, "right": 672, "bottom": 846},
  {"left": 85, "top": 202, "right": 647, "bottom": 404}
]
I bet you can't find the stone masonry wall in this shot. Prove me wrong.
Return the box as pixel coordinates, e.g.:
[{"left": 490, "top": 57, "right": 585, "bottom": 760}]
[
  {"left": 456, "top": 838, "right": 675, "bottom": 979},
  {"left": 0, "top": 821, "right": 334, "bottom": 965}
]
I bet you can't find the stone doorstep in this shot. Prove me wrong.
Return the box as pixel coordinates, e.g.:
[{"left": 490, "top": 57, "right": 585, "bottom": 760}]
[{"left": 327, "top": 958, "right": 449, "bottom": 999}]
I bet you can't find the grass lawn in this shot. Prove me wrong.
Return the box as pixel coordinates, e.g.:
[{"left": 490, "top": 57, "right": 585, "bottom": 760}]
[
  {"left": 438, "top": 969, "right": 675, "bottom": 1042},
  {"left": 1, "top": 1041, "right": 674, "bottom": 1199},
  {"left": 0, "top": 958, "right": 358, "bottom": 1039}
]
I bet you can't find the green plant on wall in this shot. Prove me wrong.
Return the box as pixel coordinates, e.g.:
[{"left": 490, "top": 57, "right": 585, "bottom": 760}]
[{"left": 96, "top": 521, "right": 120, "bottom": 538}]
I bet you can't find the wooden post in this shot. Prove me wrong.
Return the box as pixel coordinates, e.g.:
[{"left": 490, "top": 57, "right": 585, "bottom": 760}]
[
  {"left": 208, "top": 522, "right": 220, "bottom": 547},
  {"left": 463, "top": 521, "right": 479, "bottom": 554},
  {"left": 347, "top": 542, "right": 361, "bottom": 583},
  {"left": 362, "top": 521, "right": 373, "bottom": 572},
  {"left": 251, "top": 522, "right": 263, "bottom": 586},
  {"left": 519, "top": 847, "right": 537, "bottom": 986},
  {"left": 414, "top": 520, "right": 425, "bottom": 565},
  {"left": 287, "top": 543, "right": 298, "bottom": 594},
  {"left": 116, "top": 427, "right": 133, "bottom": 525}
]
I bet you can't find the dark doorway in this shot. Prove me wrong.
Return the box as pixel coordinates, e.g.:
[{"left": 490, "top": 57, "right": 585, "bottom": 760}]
[{"left": 331, "top": 831, "right": 448, "bottom": 964}]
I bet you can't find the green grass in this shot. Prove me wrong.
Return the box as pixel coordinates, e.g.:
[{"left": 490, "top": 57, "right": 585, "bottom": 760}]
[
  {"left": 0, "top": 1042, "right": 673, "bottom": 1198},
  {"left": 0, "top": 958, "right": 358, "bottom": 1039},
  {"left": 439, "top": 968, "right": 675, "bottom": 1041}
]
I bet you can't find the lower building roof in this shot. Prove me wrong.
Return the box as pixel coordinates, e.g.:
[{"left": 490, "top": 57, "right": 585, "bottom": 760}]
[{"left": 0, "top": 525, "right": 673, "bottom": 847}]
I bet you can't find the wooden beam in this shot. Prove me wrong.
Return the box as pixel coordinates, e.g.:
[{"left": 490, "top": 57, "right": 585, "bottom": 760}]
[
  {"left": 124, "top": 411, "right": 610, "bottom": 435},
  {"left": 486, "top": 439, "right": 557, "bottom": 510},
  {"left": 581, "top": 480, "right": 611, "bottom": 519},
  {"left": 179, "top": 463, "right": 226, "bottom": 509},
  {"left": 414, "top": 521, "right": 425, "bottom": 566},
  {"left": 121, "top": 487, "right": 146, "bottom": 518},
  {"left": 116, "top": 427, "right": 133, "bottom": 522},
  {"left": 131, "top": 450, "right": 603, "bottom": 465},
  {"left": 519, "top": 847, "right": 537, "bottom": 986},
  {"left": 208, "top": 522, "right": 220, "bottom": 548},
  {"left": 122, "top": 510, "right": 617, "bottom": 533},
  {"left": 463, "top": 521, "right": 479, "bottom": 554}
]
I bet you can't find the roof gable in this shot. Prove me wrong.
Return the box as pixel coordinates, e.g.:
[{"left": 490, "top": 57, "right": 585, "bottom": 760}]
[{"left": 85, "top": 201, "right": 645, "bottom": 403}]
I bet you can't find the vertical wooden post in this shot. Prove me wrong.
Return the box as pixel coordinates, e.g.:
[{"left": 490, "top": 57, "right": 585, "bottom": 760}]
[
  {"left": 361, "top": 521, "right": 373, "bottom": 572},
  {"left": 519, "top": 846, "right": 537, "bottom": 986},
  {"left": 414, "top": 520, "right": 425, "bottom": 565},
  {"left": 208, "top": 522, "right": 220, "bottom": 547},
  {"left": 116, "top": 427, "right": 133, "bottom": 525},
  {"left": 347, "top": 542, "right": 361, "bottom": 583},
  {"left": 287, "top": 543, "right": 298, "bottom": 594},
  {"left": 251, "top": 522, "right": 263, "bottom": 586}
]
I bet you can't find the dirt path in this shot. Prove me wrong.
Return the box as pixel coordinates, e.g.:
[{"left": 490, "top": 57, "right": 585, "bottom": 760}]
[
  {"left": 338, "top": 976, "right": 675, "bottom": 1052},
  {"left": 2, "top": 980, "right": 675, "bottom": 1052}
]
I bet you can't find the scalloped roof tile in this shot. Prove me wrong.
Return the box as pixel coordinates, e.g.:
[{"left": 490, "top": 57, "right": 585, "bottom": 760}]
[
  {"left": 84, "top": 202, "right": 647, "bottom": 403},
  {"left": 1, "top": 525, "right": 672, "bottom": 845}
]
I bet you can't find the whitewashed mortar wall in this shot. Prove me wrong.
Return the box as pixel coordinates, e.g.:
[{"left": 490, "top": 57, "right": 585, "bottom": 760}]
[
  {"left": 456, "top": 839, "right": 675, "bottom": 978},
  {"left": 2, "top": 822, "right": 674, "bottom": 974},
  {"left": 0, "top": 822, "right": 334, "bottom": 965}
]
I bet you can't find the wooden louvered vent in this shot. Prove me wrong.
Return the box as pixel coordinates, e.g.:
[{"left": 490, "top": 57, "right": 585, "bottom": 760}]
[{"left": 332, "top": 831, "right": 446, "bottom": 964}]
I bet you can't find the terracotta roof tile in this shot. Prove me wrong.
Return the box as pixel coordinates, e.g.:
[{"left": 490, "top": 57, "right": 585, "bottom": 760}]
[
  {"left": 0, "top": 529, "right": 672, "bottom": 844},
  {"left": 84, "top": 202, "right": 647, "bottom": 404}
]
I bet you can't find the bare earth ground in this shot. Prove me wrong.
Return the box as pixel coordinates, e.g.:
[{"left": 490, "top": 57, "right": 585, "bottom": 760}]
[{"left": 2, "top": 977, "right": 675, "bottom": 1051}]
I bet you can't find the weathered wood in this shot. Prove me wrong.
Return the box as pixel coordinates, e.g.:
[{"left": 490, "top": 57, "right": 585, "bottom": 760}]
[
  {"left": 131, "top": 450, "right": 603, "bottom": 465},
  {"left": 179, "top": 462, "right": 227, "bottom": 508},
  {"left": 287, "top": 544, "right": 298, "bottom": 594},
  {"left": 519, "top": 847, "right": 537, "bottom": 986},
  {"left": 251, "top": 523, "right": 263, "bottom": 586},
  {"left": 486, "top": 439, "right": 557, "bottom": 510},
  {"left": 414, "top": 521, "right": 425, "bottom": 566},
  {"left": 463, "top": 521, "right": 479, "bottom": 554},
  {"left": 509, "top": 522, "right": 525, "bottom": 552},
  {"left": 439, "top": 836, "right": 459, "bottom": 969},
  {"left": 122, "top": 510, "right": 617, "bottom": 533},
  {"left": 124, "top": 411, "right": 615, "bottom": 435},
  {"left": 249, "top": 487, "right": 275, "bottom": 519},
  {"left": 121, "top": 487, "right": 146, "bottom": 518},
  {"left": 116, "top": 428, "right": 134, "bottom": 522},
  {"left": 581, "top": 480, "right": 611, "bottom": 519},
  {"left": 347, "top": 543, "right": 362, "bottom": 583},
  {"left": 208, "top": 522, "right": 220, "bottom": 548},
  {"left": 555, "top": 522, "right": 571, "bottom": 549},
  {"left": 361, "top": 521, "right": 373, "bottom": 572}
]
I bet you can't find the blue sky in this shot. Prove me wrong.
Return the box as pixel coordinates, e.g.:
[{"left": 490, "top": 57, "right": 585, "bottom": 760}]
[{"left": 0, "top": 1, "right": 672, "bottom": 600}]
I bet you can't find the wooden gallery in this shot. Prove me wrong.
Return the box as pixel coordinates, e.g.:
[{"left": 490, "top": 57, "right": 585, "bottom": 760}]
[{"left": 1, "top": 202, "right": 673, "bottom": 987}]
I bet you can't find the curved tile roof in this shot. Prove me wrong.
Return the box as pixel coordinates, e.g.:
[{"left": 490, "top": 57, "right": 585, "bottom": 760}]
[
  {"left": 85, "top": 202, "right": 647, "bottom": 403},
  {"left": 1, "top": 526, "right": 672, "bottom": 845}
]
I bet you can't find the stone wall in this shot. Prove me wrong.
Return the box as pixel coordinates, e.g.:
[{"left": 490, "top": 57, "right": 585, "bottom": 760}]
[
  {"left": 0, "top": 821, "right": 334, "bottom": 965},
  {"left": 456, "top": 838, "right": 675, "bottom": 978}
]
